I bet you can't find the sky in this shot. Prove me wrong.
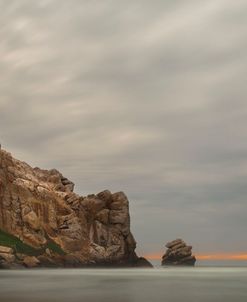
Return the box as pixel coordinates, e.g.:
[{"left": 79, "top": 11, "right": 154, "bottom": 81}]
[{"left": 0, "top": 0, "right": 247, "bottom": 259}]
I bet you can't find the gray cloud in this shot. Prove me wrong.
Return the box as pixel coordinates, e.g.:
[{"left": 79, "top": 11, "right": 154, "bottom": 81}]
[{"left": 1, "top": 0, "right": 247, "bottom": 257}]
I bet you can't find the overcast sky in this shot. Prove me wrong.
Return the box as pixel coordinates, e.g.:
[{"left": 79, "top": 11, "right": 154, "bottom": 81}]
[{"left": 1, "top": 0, "right": 247, "bottom": 257}]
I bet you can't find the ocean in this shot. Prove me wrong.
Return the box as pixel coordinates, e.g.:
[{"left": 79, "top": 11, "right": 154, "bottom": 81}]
[{"left": 0, "top": 266, "right": 247, "bottom": 302}]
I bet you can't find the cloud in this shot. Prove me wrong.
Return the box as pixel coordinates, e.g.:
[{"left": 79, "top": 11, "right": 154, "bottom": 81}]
[{"left": 0, "top": 0, "right": 247, "bottom": 256}]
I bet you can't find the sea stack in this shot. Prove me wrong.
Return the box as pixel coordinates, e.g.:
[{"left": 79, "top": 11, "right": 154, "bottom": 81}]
[
  {"left": 161, "top": 239, "right": 196, "bottom": 266},
  {"left": 0, "top": 148, "right": 152, "bottom": 268}
]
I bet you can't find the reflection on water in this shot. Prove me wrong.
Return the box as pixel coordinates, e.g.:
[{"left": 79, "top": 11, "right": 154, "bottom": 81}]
[{"left": 0, "top": 267, "right": 247, "bottom": 302}]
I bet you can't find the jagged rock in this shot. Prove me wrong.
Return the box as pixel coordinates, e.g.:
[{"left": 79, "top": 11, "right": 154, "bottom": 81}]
[
  {"left": 0, "top": 148, "right": 152, "bottom": 268},
  {"left": 162, "top": 239, "right": 196, "bottom": 266}
]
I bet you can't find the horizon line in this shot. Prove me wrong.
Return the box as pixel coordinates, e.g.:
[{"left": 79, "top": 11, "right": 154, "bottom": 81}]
[{"left": 144, "top": 252, "right": 247, "bottom": 261}]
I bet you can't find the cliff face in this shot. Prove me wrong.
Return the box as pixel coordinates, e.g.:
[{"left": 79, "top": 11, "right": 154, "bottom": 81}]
[{"left": 0, "top": 148, "right": 148, "bottom": 268}]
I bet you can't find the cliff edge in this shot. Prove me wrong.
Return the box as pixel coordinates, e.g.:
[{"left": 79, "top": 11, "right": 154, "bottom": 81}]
[{"left": 0, "top": 148, "right": 152, "bottom": 268}]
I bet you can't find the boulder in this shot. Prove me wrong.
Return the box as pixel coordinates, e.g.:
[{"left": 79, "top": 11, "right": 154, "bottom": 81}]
[{"left": 162, "top": 239, "right": 196, "bottom": 266}]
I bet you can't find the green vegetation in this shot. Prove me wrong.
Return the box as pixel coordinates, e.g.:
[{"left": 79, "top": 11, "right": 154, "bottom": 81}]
[
  {"left": 47, "top": 240, "right": 66, "bottom": 255},
  {"left": 0, "top": 229, "right": 40, "bottom": 255},
  {"left": 0, "top": 229, "right": 65, "bottom": 256}
]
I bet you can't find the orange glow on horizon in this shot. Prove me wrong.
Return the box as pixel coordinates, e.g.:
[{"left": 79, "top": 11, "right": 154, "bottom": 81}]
[{"left": 144, "top": 252, "right": 247, "bottom": 261}]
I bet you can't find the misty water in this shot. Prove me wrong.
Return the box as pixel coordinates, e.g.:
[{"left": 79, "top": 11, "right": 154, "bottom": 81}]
[{"left": 0, "top": 267, "right": 247, "bottom": 302}]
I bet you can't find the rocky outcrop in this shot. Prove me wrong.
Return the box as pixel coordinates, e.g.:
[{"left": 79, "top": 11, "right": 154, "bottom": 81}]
[
  {"left": 0, "top": 148, "right": 152, "bottom": 268},
  {"left": 161, "top": 239, "right": 196, "bottom": 266}
]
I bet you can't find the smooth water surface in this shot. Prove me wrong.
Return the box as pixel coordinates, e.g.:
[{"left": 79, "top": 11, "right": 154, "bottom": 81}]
[{"left": 0, "top": 267, "right": 247, "bottom": 302}]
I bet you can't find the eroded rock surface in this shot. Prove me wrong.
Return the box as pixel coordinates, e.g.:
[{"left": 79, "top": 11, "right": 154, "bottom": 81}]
[
  {"left": 0, "top": 148, "right": 152, "bottom": 268},
  {"left": 161, "top": 239, "right": 196, "bottom": 266}
]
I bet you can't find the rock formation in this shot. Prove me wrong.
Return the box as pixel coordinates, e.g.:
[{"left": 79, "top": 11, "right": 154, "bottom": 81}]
[
  {"left": 0, "top": 246, "right": 15, "bottom": 268},
  {"left": 0, "top": 148, "right": 152, "bottom": 268},
  {"left": 161, "top": 239, "right": 196, "bottom": 266}
]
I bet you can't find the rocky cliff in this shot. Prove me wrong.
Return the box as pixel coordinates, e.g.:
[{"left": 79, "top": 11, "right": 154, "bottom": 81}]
[
  {"left": 161, "top": 239, "right": 196, "bottom": 266},
  {"left": 0, "top": 148, "right": 151, "bottom": 268}
]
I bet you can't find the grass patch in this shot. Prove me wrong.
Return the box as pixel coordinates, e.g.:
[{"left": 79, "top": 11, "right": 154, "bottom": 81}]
[
  {"left": 0, "top": 229, "right": 40, "bottom": 255},
  {"left": 0, "top": 229, "right": 65, "bottom": 256},
  {"left": 46, "top": 240, "right": 66, "bottom": 255}
]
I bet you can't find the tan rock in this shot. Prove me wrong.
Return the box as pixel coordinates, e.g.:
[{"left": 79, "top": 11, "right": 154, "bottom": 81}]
[
  {"left": 23, "top": 210, "right": 41, "bottom": 230},
  {"left": 0, "top": 252, "right": 15, "bottom": 263},
  {"left": 22, "top": 227, "right": 47, "bottom": 248},
  {"left": 0, "top": 246, "right": 14, "bottom": 254},
  {"left": 23, "top": 256, "right": 40, "bottom": 268}
]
